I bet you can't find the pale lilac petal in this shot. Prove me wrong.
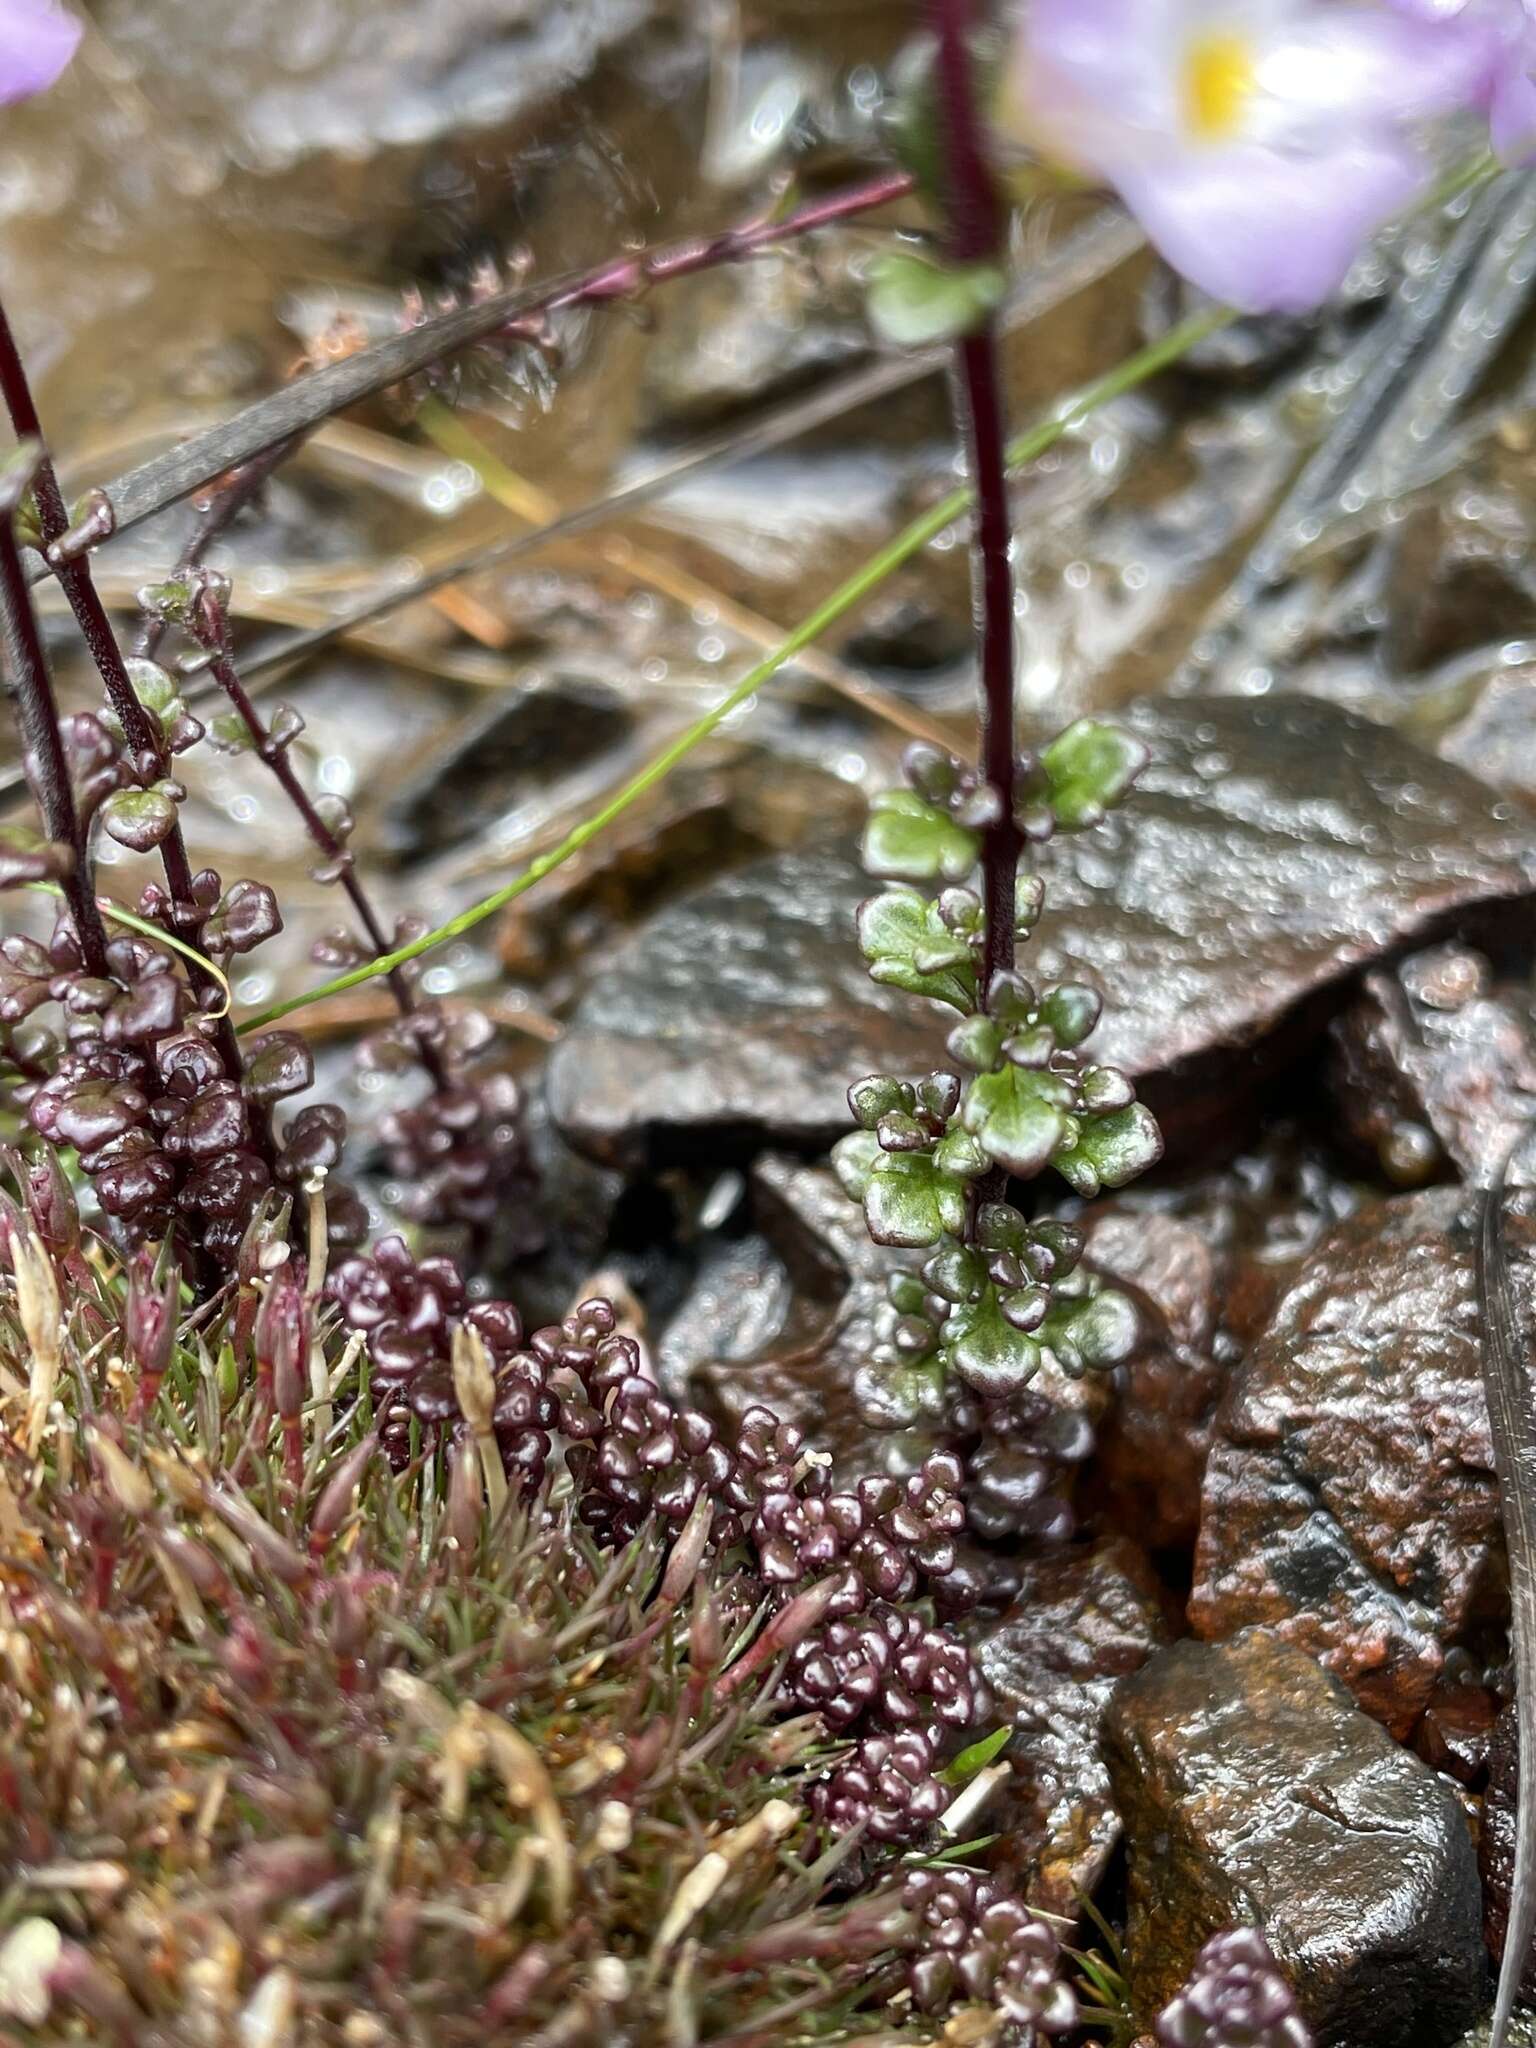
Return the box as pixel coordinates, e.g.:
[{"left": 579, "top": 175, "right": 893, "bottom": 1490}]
[
  {"left": 0, "top": 0, "right": 80, "bottom": 105},
  {"left": 1491, "top": 55, "right": 1536, "bottom": 158},
  {"left": 1021, "top": 0, "right": 1181, "bottom": 125},
  {"left": 1251, "top": 9, "right": 1497, "bottom": 123},
  {"left": 1111, "top": 134, "right": 1429, "bottom": 313}
]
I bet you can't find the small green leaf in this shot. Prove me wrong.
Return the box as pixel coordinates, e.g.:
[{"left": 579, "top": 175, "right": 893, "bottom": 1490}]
[
  {"left": 832, "top": 1128, "right": 881, "bottom": 1201},
  {"left": 863, "top": 790, "right": 980, "bottom": 885},
  {"left": 849, "top": 1073, "right": 910, "bottom": 1130},
  {"left": 1040, "top": 982, "right": 1102, "bottom": 1049},
  {"left": 933, "top": 1126, "right": 988, "bottom": 1178},
  {"left": 858, "top": 887, "right": 977, "bottom": 1012},
  {"left": 947, "top": 1014, "right": 1005, "bottom": 1071},
  {"left": 943, "top": 1283, "right": 1043, "bottom": 1396},
  {"left": 963, "top": 1065, "right": 1075, "bottom": 1177},
  {"left": 1051, "top": 1100, "right": 1163, "bottom": 1197},
  {"left": 100, "top": 785, "right": 178, "bottom": 853},
  {"left": 864, "top": 1149, "right": 969, "bottom": 1248},
  {"left": 938, "top": 1723, "right": 1013, "bottom": 1785},
  {"left": 1040, "top": 718, "right": 1150, "bottom": 830},
  {"left": 1044, "top": 1284, "right": 1140, "bottom": 1374},
  {"left": 866, "top": 247, "right": 1008, "bottom": 350}
]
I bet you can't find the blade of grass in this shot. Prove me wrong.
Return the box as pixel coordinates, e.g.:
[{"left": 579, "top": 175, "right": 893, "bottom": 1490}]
[
  {"left": 236, "top": 303, "right": 1229, "bottom": 1034},
  {"left": 1479, "top": 1147, "right": 1536, "bottom": 2048}
]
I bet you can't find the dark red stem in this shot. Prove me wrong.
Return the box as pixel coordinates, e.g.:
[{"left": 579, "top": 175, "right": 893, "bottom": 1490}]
[
  {"left": 568, "top": 168, "right": 915, "bottom": 306},
  {"left": 0, "top": 297, "right": 249, "bottom": 1082},
  {"left": 197, "top": 616, "right": 446, "bottom": 1081},
  {"left": 136, "top": 436, "right": 300, "bottom": 665},
  {"left": 929, "top": 0, "right": 1018, "bottom": 1006},
  {"left": 0, "top": 506, "right": 109, "bottom": 973}
]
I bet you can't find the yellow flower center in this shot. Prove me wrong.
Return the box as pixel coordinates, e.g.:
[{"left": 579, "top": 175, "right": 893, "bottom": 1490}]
[{"left": 1182, "top": 30, "right": 1255, "bottom": 142}]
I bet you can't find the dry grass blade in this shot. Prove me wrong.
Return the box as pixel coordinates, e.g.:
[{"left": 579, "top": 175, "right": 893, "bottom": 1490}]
[{"left": 1479, "top": 1147, "right": 1536, "bottom": 2048}]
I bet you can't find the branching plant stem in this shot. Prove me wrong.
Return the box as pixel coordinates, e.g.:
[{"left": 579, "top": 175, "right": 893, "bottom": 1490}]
[
  {"left": 33, "top": 170, "right": 916, "bottom": 568},
  {"left": 193, "top": 604, "right": 448, "bottom": 1083},
  {"left": 0, "top": 295, "right": 247, "bottom": 1076},
  {"left": 238, "top": 304, "right": 1230, "bottom": 1034},
  {"left": 0, "top": 503, "right": 108, "bottom": 974}
]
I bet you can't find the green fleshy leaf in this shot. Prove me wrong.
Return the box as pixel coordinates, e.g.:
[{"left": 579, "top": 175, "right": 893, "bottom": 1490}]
[
  {"left": 1040, "top": 982, "right": 1102, "bottom": 1050},
  {"left": 99, "top": 785, "right": 178, "bottom": 854},
  {"left": 1044, "top": 1284, "right": 1140, "bottom": 1374},
  {"left": 866, "top": 247, "right": 1008, "bottom": 350},
  {"left": 933, "top": 1126, "right": 988, "bottom": 1179},
  {"left": 864, "top": 1149, "right": 969, "bottom": 1249},
  {"left": 849, "top": 1073, "right": 910, "bottom": 1130},
  {"left": 947, "top": 1014, "right": 1005, "bottom": 1071},
  {"left": 863, "top": 791, "right": 980, "bottom": 886},
  {"left": 858, "top": 887, "right": 977, "bottom": 1012},
  {"left": 832, "top": 1128, "right": 881, "bottom": 1202},
  {"left": 939, "top": 1723, "right": 1013, "bottom": 1785},
  {"left": 1051, "top": 1100, "right": 1163, "bottom": 1197},
  {"left": 943, "top": 1283, "right": 1044, "bottom": 1396},
  {"left": 1040, "top": 718, "right": 1150, "bottom": 831},
  {"left": 963, "top": 1065, "right": 1075, "bottom": 1177}
]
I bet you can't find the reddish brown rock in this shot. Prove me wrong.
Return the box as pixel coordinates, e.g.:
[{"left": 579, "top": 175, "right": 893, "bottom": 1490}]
[
  {"left": 1328, "top": 943, "right": 1536, "bottom": 1189},
  {"left": 1189, "top": 1188, "right": 1504, "bottom": 1738},
  {"left": 1105, "top": 1630, "right": 1486, "bottom": 2046},
  {"left": 967, "top": 1537, "right": 1166, "bottom": 1916},
  {"left": 1081, "top": 1135, "right": 1360, "bottom": 1550}
]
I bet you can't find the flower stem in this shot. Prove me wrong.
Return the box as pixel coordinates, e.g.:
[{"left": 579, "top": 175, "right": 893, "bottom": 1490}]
[
  {"left": 931, "top": 0, "right": 1020, "bottom": 1220},
  {"left": 0, "top": 505, "right": 108, "bottom": 974},
  {"left": 194, "top": 602, "right": 446, "bottom": 1079},
  {"left": 237, "top": 303, "right": 1230, "bottom": 1035},
  {"left": 928, "top": 0, "right": 1019, "bottom": 1004},
  {"left": 0, "top": 296, "right": 242, "bottom": 1056}
]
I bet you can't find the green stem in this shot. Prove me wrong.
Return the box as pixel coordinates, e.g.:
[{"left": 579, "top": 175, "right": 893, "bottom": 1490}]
[{"left": 236, "top": 304, "right": 1230, "bottom": 1035}]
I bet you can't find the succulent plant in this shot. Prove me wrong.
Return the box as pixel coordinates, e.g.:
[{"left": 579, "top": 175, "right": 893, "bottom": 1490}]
[
  {"left": 903, "top": 1866, "right": 1077, "bottom": 2035},
  {"left": 836, "top": 732, "right": 1160, "bottom": 1415},
  {"left": 0, "top": 1223, "right": 1027, "bottom": 2046},
  {"left": 1156, "top": 1928, "right": 1313, "bottom": 2048}
]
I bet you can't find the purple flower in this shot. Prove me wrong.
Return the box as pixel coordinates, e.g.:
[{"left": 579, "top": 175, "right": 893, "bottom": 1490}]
[
  {"left": 1000, "top": 0, "right": 1490, "bottom": 313},
  {"left": 0, "top": 0, "right": 80, "bottom": 105},
  {"left": 1386, "top": 0, "right": 1536, "bottom": 163}
]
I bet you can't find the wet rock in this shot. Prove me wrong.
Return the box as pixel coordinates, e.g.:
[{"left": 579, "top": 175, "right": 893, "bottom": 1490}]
[
  {"left": 1106, "top": 1630, "right": 1486, "bottom": 2045},
  {"left": 549, "top": 696, "right": 1536, "bottom": 1166},
  {"left": 683, "top": 1155, "right": 925, "bottom": 1479},
  {"left": 653, "top": 1230, "right": 794, "bottom": 1407},
  {"left": 1440, "top": 667, "right": 1536, "bottom": 810},
  {"left": 1415, "top": 1681, "right": 1499, "bottom": 1788},
  {"left": 1189, "top": 1189, "right": 1503, "bottom": 1738},
  {"left": 639, "top": 245, "right": 870, "bottom": 435},
  {"left": 1080, "top": 1209, "right": 1227, "bottom": 1551},
  {"left": 382, "top": 676, "right": 634, "bottom": 866},
  {"left": 1480, "top": 1702, "right": 1536, "bottom": 2007},
  {"left": 1328, "top": 944, "right": 1536, "bottom": 1189},
  {"left": 967, "top": 1537, "right": 1166, "bottom": 1916},
  {"left": 1385, "top": 497, "right": 1533, "bottom": 676},
  {"left": 498, "top": 1082, "right": 624, "bottom": 1331}
]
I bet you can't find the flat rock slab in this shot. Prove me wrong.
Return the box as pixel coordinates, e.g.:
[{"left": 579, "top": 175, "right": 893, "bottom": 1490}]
[
  {"left": 1105, "top": 1630, "right": 1485, "bottom": 2047},
  {"left": 548, "top": 695, "right": 1536, "bottom": 1166},
  {"left": 968, "top": 1538, "right": 1166, "bottom": 1916},
  {"left": 1190, "top": 1188, "right": 1502, "bottom": 1737}
]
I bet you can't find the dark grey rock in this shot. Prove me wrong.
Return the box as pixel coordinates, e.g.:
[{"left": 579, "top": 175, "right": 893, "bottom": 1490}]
[
  {"left": 968, "top": 1537, "right": 1165, "bottom": 1916},
  {"left": 1189, "top": 1188, "right": 1503, "bottom": 1738},
  {"left": 1106, "top": 1629, "right": 1486, "bottom": 2046},
  {"left": 548, "top": 696, "right": 1536, "bottom": 1167}
]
